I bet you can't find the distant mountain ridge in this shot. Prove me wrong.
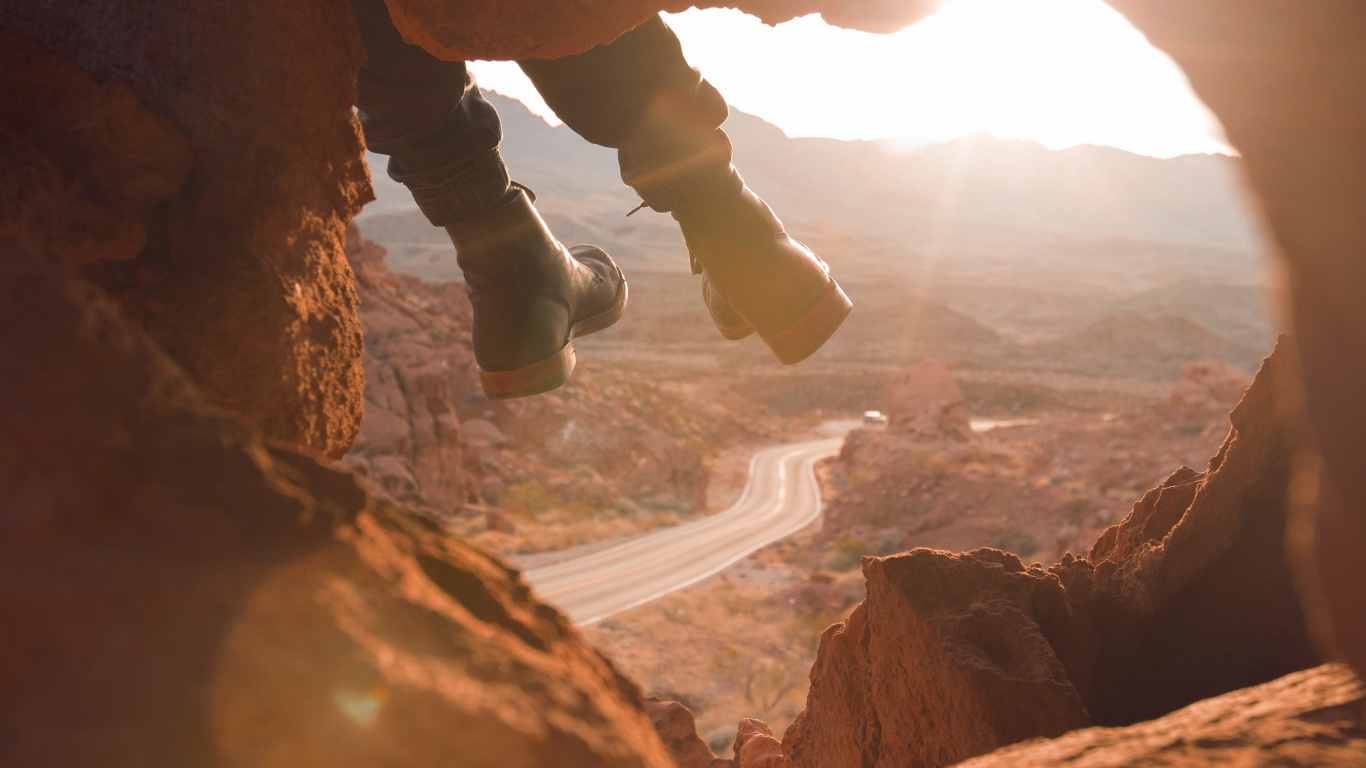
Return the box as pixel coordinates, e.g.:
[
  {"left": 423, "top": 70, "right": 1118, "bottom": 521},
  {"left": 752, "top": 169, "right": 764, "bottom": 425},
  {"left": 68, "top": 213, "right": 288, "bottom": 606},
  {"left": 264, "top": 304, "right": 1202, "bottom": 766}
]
[{"left": 361, "top": 91, "right": 1263, "bottom": 272}]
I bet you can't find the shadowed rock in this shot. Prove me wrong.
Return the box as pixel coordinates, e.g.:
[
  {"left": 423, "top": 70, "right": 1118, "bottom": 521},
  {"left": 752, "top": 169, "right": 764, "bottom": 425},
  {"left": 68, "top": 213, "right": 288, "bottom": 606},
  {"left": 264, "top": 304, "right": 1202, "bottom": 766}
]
[{"left": 0, "top": 240, "right": 674, "bottom": 767}]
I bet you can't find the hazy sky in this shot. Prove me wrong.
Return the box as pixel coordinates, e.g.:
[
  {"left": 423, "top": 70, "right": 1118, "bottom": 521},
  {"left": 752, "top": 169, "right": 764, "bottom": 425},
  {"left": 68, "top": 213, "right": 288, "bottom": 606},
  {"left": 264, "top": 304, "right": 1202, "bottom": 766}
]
[{"left": 470, "top": 0, "right": 1230, "bottom": 159}]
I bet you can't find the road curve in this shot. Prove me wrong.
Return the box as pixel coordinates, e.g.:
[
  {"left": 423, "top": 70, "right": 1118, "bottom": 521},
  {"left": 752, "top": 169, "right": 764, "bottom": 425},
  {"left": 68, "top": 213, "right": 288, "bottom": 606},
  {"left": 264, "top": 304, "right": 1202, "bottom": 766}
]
[{"left": 525, "top": 437, "right": 844, "bottom": 626}]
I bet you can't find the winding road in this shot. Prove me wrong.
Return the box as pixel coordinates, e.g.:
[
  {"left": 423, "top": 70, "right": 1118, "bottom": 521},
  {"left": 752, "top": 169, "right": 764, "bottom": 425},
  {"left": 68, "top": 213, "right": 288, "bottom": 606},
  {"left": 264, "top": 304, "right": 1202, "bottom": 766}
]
[{"left": 524, "top": 437, "right": 844, "bottom": 626}]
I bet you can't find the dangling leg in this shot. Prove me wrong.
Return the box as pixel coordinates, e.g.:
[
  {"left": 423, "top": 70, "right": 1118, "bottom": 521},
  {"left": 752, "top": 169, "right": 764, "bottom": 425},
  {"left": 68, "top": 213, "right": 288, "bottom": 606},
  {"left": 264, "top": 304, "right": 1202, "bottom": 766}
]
[
  {"left": 352, "top": 0, "right": 626, "bottom": 398},
  {"left": 519, "top": 16, "right": 850, "bottom": 364}
]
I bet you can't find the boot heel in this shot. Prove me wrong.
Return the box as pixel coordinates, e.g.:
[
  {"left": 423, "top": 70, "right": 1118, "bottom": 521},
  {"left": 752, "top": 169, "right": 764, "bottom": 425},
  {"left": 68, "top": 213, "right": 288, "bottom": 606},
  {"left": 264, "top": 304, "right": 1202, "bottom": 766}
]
[
  {"left": 760, "top": 280, "right": 852, "bottom": 365},
  {"left": 479, "top": 344, "right": 576, "bottom": 400}
]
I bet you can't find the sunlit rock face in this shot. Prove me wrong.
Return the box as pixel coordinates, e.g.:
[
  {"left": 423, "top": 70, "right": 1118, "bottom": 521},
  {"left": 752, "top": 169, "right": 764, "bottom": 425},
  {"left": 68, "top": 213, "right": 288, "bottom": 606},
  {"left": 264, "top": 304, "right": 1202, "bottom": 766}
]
[
  {"left": 0, "top": 0, "right": 369, "bottom": 459},
  {"left": 737, "top": 340, "right": 1320, "bottom": 767},
  {"left": 0, "top": 242, "right": 674, "bottom": 768},
  {"left": 954, "top": 664, "right": 1365, "bottom": 768},
  {"left": 380, "top": 0, "right": 943, "bottom": 62}
]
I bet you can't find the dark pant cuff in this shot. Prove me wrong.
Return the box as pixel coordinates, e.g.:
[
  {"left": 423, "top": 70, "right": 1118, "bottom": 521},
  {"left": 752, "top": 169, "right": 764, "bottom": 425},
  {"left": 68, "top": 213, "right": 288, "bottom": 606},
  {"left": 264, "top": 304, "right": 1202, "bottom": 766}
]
[{"left": 390, "top": 148, "right": 512, "bottom": 226}]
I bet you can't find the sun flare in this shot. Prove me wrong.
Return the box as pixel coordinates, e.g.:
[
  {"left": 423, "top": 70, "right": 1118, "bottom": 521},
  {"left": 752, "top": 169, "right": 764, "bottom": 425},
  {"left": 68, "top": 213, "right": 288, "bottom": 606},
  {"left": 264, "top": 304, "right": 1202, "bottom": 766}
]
[{"left": 471, "top": 0, "right": 1230, "bottom": 158}]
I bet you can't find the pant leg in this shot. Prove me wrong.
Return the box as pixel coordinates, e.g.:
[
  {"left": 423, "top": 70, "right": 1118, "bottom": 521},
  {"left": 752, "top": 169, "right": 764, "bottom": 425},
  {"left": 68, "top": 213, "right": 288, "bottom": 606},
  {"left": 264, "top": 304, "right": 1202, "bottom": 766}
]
[
  {"left": 351, "top": 0, "right": 510, "bottom": 225},
  {"left": 518, "top": 16, "right": 736, "bottom": 211}
]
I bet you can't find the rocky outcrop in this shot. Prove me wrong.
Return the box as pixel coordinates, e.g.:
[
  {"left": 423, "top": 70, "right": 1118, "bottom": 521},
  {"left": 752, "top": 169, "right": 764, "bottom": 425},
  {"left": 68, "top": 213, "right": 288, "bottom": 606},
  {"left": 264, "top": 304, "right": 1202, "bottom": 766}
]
[
  {"left": 889, "top": 358, "right": 971, "bottom": 439},
  {"left": 780, "top": 549, "right": 1094, "bottom": 768},
  {"left": 344, "top": 226, "right": 476, "bottom": 511},
  {"left": 1098, "top": 0, "right": 1366, "bottom": 685},
  {"left": 645, "top": 698, "right": 732, "bottom": 768},
  {"left": 343, "top": 226, "right": 753, "bottom": 526},
  {"left": 1085, "top": 337, "right": 1318, "bottom": 724},
  {"left": 1169, "top": 358, "right": 1251, "bottom": 411},
  {"left": 739, "top": 339, "right": 1319, "bottom": 767},
  {"left": 955, "top": 664, "right": 1365, "bottom": 768},
  {"left": 0, "top": 0, "right": 370, "bottom": 459},
  {"left": 0, "top": 233, "right": 673, "bottom": 766}
]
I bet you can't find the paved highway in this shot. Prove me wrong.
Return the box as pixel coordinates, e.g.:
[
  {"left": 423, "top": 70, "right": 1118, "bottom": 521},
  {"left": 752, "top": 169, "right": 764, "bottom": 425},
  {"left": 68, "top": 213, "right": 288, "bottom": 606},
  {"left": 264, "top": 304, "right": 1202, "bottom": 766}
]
[{"left": 525, "top": 437, "right": 844, "bottom": 626}]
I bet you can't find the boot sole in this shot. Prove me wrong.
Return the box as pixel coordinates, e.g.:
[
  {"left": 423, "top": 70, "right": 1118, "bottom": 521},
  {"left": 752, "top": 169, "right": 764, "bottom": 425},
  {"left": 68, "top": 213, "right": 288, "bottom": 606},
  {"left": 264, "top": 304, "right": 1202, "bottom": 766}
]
[
  {"left": 760, "top": 279, "right": 852, "bottom": 365},
  {"left": 479, "top": 277, "right": 628, "bottom": 400}
]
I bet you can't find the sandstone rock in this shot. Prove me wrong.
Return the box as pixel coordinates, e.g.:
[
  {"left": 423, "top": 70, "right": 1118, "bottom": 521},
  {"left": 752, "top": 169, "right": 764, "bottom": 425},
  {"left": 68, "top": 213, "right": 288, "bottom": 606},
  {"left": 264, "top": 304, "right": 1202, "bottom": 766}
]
[
  {"left": 1, "top": 0, "right": 371, "bottom": 459},
  {"left": 1086, "top": 337, "right": 1319, "bottom": 725},
  {"left": 1099, "top": 0, "right": 1366, "bottom": 686},
  {"left": 955, "top": 663, "right": 1365, "bottom": 768},
  {"left": 0, "top": 27, "right": 191, "bottom": 267},
  {"left": 381, "top": 0, "right": 941, "bottom": 63},
  {"left": 889, "top": 358, "right": 971, "bottom": 439},
  {"left": 1169, "top": 358, "right": 1251, "bottom": 411},
  {"left": 0, "top": 238, "right": 673, "bottom": 767},
  {"left": 778, "top": 549, "right": 1093, "bottom": 768},
  {"left": 734, "top": 719, "right": 784, "bottom": 768},
  {"left": 346, "top": 226, "right": 474, "bottom": 513},
  {"left": 645, "top": 698, "right": 732, "bottom": 768}
]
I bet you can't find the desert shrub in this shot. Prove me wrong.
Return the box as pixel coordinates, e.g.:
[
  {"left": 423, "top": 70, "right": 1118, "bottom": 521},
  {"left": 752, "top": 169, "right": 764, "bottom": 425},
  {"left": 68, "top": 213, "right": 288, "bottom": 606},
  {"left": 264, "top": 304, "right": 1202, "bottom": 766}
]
[
  {"left": 501, "top": 480, "right": 555, "bottom": 516},
  {"left": 558, "top": 500, "right": 601, "bottom": 522},
  {"left": 1017, "top": 532, "right": 1041, "bottom": 558},
  {"left": 1062, "top": 497, "right": 1091, "bottom": 525},
  {"left": 823, "top": 537, "right": 873, "bottom": 572},
  {"left": 912, "top": 451, "right": 950, "bottom": 480}
]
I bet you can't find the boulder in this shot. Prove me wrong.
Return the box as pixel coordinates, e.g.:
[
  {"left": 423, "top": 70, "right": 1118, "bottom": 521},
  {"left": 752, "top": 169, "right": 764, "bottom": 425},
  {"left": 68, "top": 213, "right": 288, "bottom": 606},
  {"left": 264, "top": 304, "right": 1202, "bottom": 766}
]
[
  {"left": 0, "top": 238, "right": 673, "bottom": 767},
  {"left": 1169, "top": 358, "right": 1251, "bottom": 411},
  {"left": 954, "top": 664, "right": 1364, "bottom": 768},
  {"left": 645, "top": 698, "right": 732, "bottom": 768}
]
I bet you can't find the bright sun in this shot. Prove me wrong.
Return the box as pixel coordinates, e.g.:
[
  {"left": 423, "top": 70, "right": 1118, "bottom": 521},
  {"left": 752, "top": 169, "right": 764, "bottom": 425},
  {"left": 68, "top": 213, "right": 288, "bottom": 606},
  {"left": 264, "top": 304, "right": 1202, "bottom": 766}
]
[{"left": 470, "top": 0, "right": 1231, "bottom": 159}]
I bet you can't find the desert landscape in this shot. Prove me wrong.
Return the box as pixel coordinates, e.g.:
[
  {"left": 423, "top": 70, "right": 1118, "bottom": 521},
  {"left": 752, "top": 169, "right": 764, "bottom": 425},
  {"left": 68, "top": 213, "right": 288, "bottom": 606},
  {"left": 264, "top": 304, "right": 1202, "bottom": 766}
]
[
  {"left": 342, "top": 89, "right": 1293, "bottom": 755},
  {"left": 5, "top": 2, "right": 1365, "bottom": 767}
]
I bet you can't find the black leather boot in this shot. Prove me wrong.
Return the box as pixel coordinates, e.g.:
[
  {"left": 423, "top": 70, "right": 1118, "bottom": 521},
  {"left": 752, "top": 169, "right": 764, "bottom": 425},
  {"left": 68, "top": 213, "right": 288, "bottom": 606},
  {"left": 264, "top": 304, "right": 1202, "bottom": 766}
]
[
  {"left": 666, "top": 168, "right": 851, "bottom": 365},
  {"left": 447, "top": 186, "right": 627, "bottom": 399}
]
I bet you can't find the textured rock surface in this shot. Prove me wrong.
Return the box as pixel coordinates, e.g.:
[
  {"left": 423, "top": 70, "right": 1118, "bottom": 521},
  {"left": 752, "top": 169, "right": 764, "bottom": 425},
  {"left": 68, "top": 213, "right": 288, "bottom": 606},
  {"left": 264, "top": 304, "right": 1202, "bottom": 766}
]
[
  {"left": 739, "top": 341, "right": 1319, "bottom": 767},
  {"left": 1168, "top": 359, "right": 1251, "bottom": 412},
  {"left": 0, "top": 0, "right": 371, "bottom": 458},
  {"left": 1086, "top": 337, "right": 1319, "bottom": 725},
  {"left": 0, "top": 240, "right": 674, "bottom": 767},
  {"left": 344, "top": 225, "right": 475, "bottom": 509},
  {"left": 779, "top": 549, "right": 1094, "bottom": 768},
  {"left": 1100, "top": 0, "right": 1366, "bottom": 685},
  {"left": 382, "top": 0, "right": 941, "bottom": 63},
  {"left": 955, "top": 664, "right": 1365, "bottom": 768}
]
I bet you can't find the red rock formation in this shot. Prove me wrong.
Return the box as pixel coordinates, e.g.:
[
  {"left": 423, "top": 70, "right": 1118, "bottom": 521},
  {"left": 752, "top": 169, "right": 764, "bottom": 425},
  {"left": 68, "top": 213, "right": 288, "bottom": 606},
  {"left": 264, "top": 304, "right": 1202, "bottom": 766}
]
[
  {"left": 342, "top": 225, "right": 751, "bottom": 525},
  {"left": 1169, "top": 358, "right": 1251, "bottom": 411},
  {"left": 954, "top": 664, "right": 1364, "bottom": 768},
  {"left": 889, "top": 358, "right": 971, "bottom": 439},
  {"left": 1085, "top": 337, "right": 1319, "bottom": 725},
  {"left": 737, "top": 340, "right": 1318, "bottom": 767},
  {"left": 0, "top": 0, "right": 371, "bottom": 459},
  {"left": 645, "top": 698, "right": 733, "bottom": 768},
  {"left": 780, "top": 549, "right": 1093, "bottom": 768},
  {"left": 0, "top": 237, "right": 673, "bottom": 767},
  {"left": 1099, "top": 0, "right": 1366, "bottom": 685},
  {"left": 0, "top": 27, "right": 191, "bottom": 267},
  {"left": 344, "top": 226, "right": 476, "bottom": 510}
]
